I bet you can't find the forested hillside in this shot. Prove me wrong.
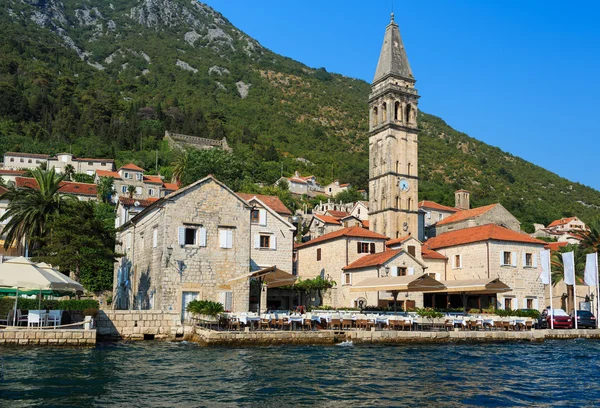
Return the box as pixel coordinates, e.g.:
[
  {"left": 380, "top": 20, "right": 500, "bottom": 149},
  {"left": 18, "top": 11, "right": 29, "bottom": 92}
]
[{"left": 1, "top": 0, "right": 599, "bottom": 231}]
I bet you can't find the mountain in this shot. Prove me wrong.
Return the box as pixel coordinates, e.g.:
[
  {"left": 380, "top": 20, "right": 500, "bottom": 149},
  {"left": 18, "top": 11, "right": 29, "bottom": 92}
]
[{"left": 1, "top": 0, "right": 599, "bottom": 231}]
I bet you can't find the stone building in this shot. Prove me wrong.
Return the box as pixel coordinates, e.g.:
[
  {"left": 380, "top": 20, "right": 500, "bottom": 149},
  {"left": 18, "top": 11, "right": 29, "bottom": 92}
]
[
  {"left": 350, "top": 201, "right": 369, "bottom": 221},
  {"left": 3, "top": 152, "right": 50, "bottom": 170},
  {"left": 0, "top": 169, "right": 26, "bottom": 184},
  {"left": 115, "top": 197, "right": 160, "bottom": 228},
  {"left": 423, "top": 224, "right": 546, "bottom": 311},
  {"left": 164, "top": 130, "right": 231, "bottom": 152},
  {"left": 305, "top": 214, "right": 344, "bottom": 240},
  {"left": 274, "top": 171, "right": 324, "bottom": 197},
  {"left": 114, "top": 176, "right": 253, "bottom": 317},
  {"left": 368, "top": 14, "right": 420, "bottom": 239},
  {"left": 324, "top": 180, "right": 351, "bottom": 197},
  {"left": 419, "top": 200, "right": 459, "bottom": 235},
  {"left": 95, "top": 163, "right": 178, "bottom": 201},
  {"left": 15, "top": 177, "right": 97, "bottom": 201},
  {"left": 546, "top": 216, "right": 587, "bottom": 233},
  {"left": 3, "top": 152, "right": 115, "bottom": 175},
  {"left": 433, "top": 203, "right": 521, "bottom": 236}
]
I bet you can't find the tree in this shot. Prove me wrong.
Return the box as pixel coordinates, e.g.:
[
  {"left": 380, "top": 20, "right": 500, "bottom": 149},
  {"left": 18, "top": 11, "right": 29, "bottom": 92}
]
[
  {"left": 97, "top": 176, "right": 115, "bottom": 203},
  {"left": 181, "top": 148, "right": 244, "bottom": 189},
  {"left": 64, "top": 164, "right": 75, "bottom": 181},
  {"left": 580, "top": 219, "right": 600, "bottom": 253},
  {"left": 334, "top": 187, "right": 365, "bottom": 204},
  {"left": 127, "top": 185, "right": 136, "bottom": 198},
  {"left": 0, "top": 168, "right": 71, "bottom": 251},
  {"left": 172, "top": 150, "right": 189, "bottom": 185},
  {"left": 551, "top": 244, "right": 587, "bottom": 311},
  {"left": 33, "top": 201, "right": 118, "bottom": 292}
]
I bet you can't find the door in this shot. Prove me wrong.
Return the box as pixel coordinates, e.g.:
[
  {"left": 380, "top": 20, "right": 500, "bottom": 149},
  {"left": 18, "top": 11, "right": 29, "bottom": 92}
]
[{"left": 181, "top": 291, "right": 199, "bottom": 322}]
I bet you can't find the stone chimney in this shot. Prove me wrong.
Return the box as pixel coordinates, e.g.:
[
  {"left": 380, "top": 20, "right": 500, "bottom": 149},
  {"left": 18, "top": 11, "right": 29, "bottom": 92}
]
[{"left": 455, "top": 189, "right": 470, "bottom": 210}]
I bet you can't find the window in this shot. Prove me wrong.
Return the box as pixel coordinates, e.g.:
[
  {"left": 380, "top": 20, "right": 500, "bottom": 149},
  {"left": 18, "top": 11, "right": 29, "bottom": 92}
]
[
  {"left": 148, "top": 188, "right": 155, "bottom": 196},
  {"left": 503, "top": 252, "right": 511, "bottom": 265},
  {"left": 185, "top": 227, "right": 197, "bottom": 246},
  {"left": 438, "top": 213, "right": 443, "bottom": 221},
  {"left": 395, "top": 196, "right": 400, "bottom": 209},
  {"left": 152, "top": 228, "right": 158, "bottom": 248},
  {"left": 344, "top": 273, "right": 351, "bottom": 285},
  {"left": 426, "top": 212, "right": 431, "bottom": 219},
  {"left": 178, "top": 226, "right": 206, "bottom": 247},
  {"left": 20, "top": 158, "right": 24, "bottom": 163},
  {"left": 358, "top": 242, "right": 369, "bottom": 254},
  {"left": 407, "top": 245, "right": 416, "bottom": 257},
  {"left": 219, "top": 229, "right": 233, "bottom": 249},
  {"left": 28, "top": 159, "right": 32, "bottom": 163},
  {"left": 36, "top": 160, "right": 40, "bottom": 164},
  {"left": 527, "top": 299, "right": 534, "bottom": 309},
  {"left": 372, "top": 107, "right": 378, "bottom": 126},
  {"left": 394, "top": 101, "right": 400, "bottom": 121},
  {"left": 259, "top": 235, "right": 270, "bottom": 249},
  {"left": 525, "top": 253, "right": 533, "bottom": 267},
  {"left": 121, "top": 185, "right": 127, "bottom": 193},
  {"left": 251, "top": 209, "right": 266, "bottom": 225},
  {"left": 126, "top": 232, "right": 132, "bottom": 251},
  {"left": 382, "top": 102, "right": 387, "bottom": 122},
  {"left": 317, "top": 248, "right": 322, "bottom": 261},
  {"left": 453, "top": 254, "right": 462, "bottom": 269},
  {"left": 101, "top": 162, "right": 106, "bottom": 166},
  {"left": 502, "top": 251, "right": 516, "bottom": 266},
  {"left": 398, "top": 267, "right": 407, "bottom": 276},
  {"left": 136, "top": 173, "right": 143, "bottom": 181},
  {"left": 504, "top": 298, "right": 513, "bottom": 310},
  {"left": 88, "top": 161, "right": 93, "bottom": 165},
  {"left": 250, "top": 209, "right": 260, "bottom": 224},
  {"left": 9, "top": 158, "right": 14, "bottom": 162}
]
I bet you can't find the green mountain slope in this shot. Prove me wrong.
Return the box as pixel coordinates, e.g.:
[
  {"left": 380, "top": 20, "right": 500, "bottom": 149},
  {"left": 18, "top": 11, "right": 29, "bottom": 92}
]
[{"left": 1, "top": 0, "right": 599, "bottom": 231}]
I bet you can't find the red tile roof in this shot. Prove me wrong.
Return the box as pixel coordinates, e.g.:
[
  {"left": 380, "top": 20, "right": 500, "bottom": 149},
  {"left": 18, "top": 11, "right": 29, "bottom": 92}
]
[
  {"left": 545, "top": 242, "right": 569, "bottom": 251},
  {"left": 296, "top": 225, "right": 388, "bottom": 249},
  {"left": 162, "top": 183, "right": 179, "bottom": 191},
  {"left": 236, "top": 193, "right": 292, "bottom": 216},
  {"left": 361, "top": 220, "right": 370, "bottom": 229},
  {"left": 548, "top": 217, "right": 577, "bottom": 228},
  {"left": 143, "top": 175, "right": 163, "bottom": 185},
  {"left": 313, "top": 214, "right": 341, "bottom": 225},
  {"left": 118, "top": 197, "right": 160, "bottom": 207},
  {"left": 418, "top": 200, "right": 459, "bottom": 213},
  {"left": 327, "top": 210, "right": 350, "bottom": 219},
  {"left": 0, "top": 169, "right": 26, "bottom": 176},
  {"left": 343, "top": 249, "right": 402, "bottom": 270},
  {"left": 4, "top": 152, "right": 50, "bottom": 159},
  {"left": 386, "top": 235, "right": 411, "bottom": 247},
  {"left": 15, "top": 177, "right": 97, "bottom": 196},
  {"left": 435, "top": 203, "right": 498, "bottom": 226},
  {"left": 73, "top": 157, "right": 114, "bottom": 163},
  {"left": 422, "top": 248, "right": 447, "bottom": 260},
  {"left": 339, "top": 183, "right": 350, "bottom": 187},
  {"left": 119, "top": 163, "right": 144, "bottom": 172},
  {"left": 288, "top": 177, "right": 307, "bottom": 184},
  {"left": 96, "top": 170, "right": 122, "bottom": 179},
  {"left": 425, "top": 224, "right": 546, "bottom": 250}
]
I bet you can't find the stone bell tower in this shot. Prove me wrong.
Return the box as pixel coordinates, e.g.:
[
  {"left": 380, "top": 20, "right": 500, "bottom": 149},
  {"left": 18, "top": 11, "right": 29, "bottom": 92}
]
[{"left": 368, "top": 13, "right": 420, "bottom": 239}]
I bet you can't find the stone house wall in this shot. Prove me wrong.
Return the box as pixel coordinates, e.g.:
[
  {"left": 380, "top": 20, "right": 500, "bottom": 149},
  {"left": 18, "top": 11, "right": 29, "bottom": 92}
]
[{"left": 436, "top": 205, "right": 521, "bottom": 235}]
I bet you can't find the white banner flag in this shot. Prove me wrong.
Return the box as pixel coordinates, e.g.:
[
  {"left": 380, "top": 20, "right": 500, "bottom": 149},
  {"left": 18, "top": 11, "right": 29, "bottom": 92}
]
[
  {"left": 584, "top": 253, "right": 599, "bottom": 287},
  {"left": 562, "top": 251, "right": 576, "bottom": 286},
  {"left": 540, "top": 249, "right": 551, "bottom": 285}
]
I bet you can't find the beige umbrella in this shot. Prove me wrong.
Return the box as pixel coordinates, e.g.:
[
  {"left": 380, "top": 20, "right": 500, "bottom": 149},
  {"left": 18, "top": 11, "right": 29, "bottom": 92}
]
[{"left": 36, "top": 262, "right": 84, "bottom": 292}]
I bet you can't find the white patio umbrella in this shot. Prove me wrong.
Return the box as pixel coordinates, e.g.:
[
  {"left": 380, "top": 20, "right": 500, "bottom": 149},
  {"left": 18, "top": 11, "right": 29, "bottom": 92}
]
[{"left": 36, "top": 262, "right": 84, "bottom": 292}]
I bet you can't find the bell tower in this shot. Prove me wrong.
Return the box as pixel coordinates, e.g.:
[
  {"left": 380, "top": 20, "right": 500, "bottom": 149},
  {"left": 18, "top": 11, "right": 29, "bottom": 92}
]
[{"left": 368, "top": 13, "right": 420, "bottom": 238}]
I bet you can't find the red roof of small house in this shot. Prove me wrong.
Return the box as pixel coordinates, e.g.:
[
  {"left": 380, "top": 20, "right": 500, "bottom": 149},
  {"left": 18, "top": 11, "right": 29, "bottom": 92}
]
[
  {"left": 296, "top": 225, "right": 388, "bottom": 249},
  {"left": 418, "top": 200, "right": 459, "bottom": 213},
  {"left": 436, "top": 203, "right": 498, "bottom": 226},
  {"left": 386, "top": 235, "right": 411, "bottom": 247},
  {"left": 236, "top": 193, "right": 292, "bottom": 216},
  {"left": 73, "top": 157, "right": 114, "bottom": 163},
  {"left": 288, "top": 177, "right": 307, "bottom": 184},
  {"left": 422, "top": 248, "right": 447, "bottom": 260},
  {"left": 118, "top": 197, "right": 160, "bottom": 207},
  {"left": 119, "top": 163, "right": 144, "bottom": 172},
  {"left": 15, "top": 177, "right": 97, "bottom": 196},
  {"left": 547, "top": 217, "right": 578, "bottom": 228},
  {"left": 545, "top": 242, "right": 569, "bottom": 251},
  {"left": 424, "top": 224, "right": 546, "bottom": 250},
  {"left": 339, "top": 183, "right": 350, "bottom": 187},
  {"left": 143, "top": 175, "right": 163, "bottom": 185},
  {"left": 327, "top": 210, "right": 350, "bottom": 219},
  {"left": 4, "top": 152, "right": 50, "bottom": 159},
  {"left": 162, "top": 183, "right": 179, "bottom": 191},
  {"left": 313, "top": 214, "right": 341, "bottom": 225},
  {"left": 0, "top": 169, "right": 27, "bottom": 176},
  {"left": 96, "top": 170, "right": 122, "bottom": 179},
  {"left": 343, "top": 249, "right": 402, "bottom": 270},
  {"left": 361, "top": 220, "right": 370, "bottom": 229}
]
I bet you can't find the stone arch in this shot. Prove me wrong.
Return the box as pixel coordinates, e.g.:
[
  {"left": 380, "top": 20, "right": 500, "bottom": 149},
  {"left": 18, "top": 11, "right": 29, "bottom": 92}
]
[
  {"left": 382, "top": 102, "right": 387, "bottom": 123},
  {"left": 395, "top": 196, "right": 400, "bottom": 209},
  {"left": 372, "top": 106, "right": 378, "bottom": 126},
  {"left": 395, "top": 160, "right": 400, "bottom": 173},
  {"left": 394, "top": 101, "right": 401, "bottom": 121},
  {"left": 407, "top": 162, "right": 412, "bottom": 176},
  {"left": 405, "top": 104, "right": 412, "bottom": 124}
]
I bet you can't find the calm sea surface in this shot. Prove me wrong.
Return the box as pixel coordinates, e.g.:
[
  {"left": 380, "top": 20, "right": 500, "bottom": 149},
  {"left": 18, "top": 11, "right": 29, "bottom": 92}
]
[{"left": 1, "top": 339, "right": 600, "bottom": 407}]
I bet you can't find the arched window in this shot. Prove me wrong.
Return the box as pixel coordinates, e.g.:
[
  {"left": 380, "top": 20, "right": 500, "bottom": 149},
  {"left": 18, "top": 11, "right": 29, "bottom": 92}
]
[
  {"left": 405, "top": 104, "right": 412, "bottom": 124},
  {"left": 395, "top": 196, "right": 400, "bottom": 209},
  {"left": 382, "top": 102, "right": 387, "bottom": 123},
  {"left": 408, "top": 198, "right": 412, "bottom": 211},
  {"left": 407, "top": 163, "right": 412, "bottom": 176},
  {"left": 395, "top": 161, "right": 400, "bottom": 173},
  {"left": 394, "top": 101, "right": 401, "bottom": 121},
  {"left": 372, "top": 107, "right": 378, "bottom": 126}
]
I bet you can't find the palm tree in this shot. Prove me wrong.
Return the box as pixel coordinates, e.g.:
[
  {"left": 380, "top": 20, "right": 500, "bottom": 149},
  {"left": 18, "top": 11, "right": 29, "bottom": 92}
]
[
  {"left": 172, "top": 150, "right": 189, "bottom": 185},
  {"left": 127, "top": 185, "right": 136, "bottom": 199},
  {"left": 97, "top": 176, "right": 115, "bottom": 203},
  {"left": 579, "top": 219, "right": 600, "bottom": 253},
  {"left": 64, "top": 164, "right": 75, "bottom": 181},
  {"left": 551, "top": 244, "right": 587, "bottom": 311},
  {"left": 0, "top": 168, "right": 72, "bottom": 252}
]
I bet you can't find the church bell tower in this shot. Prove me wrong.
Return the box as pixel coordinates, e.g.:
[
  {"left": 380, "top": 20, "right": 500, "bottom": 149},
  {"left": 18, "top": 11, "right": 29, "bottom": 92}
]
[{"left": 368, "top": 13, "right": 420, "bottom": 238}]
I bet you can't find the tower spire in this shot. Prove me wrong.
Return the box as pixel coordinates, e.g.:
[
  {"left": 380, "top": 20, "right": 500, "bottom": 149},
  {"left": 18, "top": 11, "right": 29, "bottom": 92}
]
[{"left": 373, "top": 15, "right": 413, "bottom": 84}]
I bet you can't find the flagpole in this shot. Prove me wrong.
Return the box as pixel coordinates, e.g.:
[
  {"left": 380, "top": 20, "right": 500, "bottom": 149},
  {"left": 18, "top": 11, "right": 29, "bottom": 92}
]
[
  {"left": 596, "top": 254, "right": 599, "bottom": 326},
  {"left": 574, "top": 278, "right": 578, "bottom": 330},
  {"left": 549, "top": 280, "right": 554, "bottom": 330}
]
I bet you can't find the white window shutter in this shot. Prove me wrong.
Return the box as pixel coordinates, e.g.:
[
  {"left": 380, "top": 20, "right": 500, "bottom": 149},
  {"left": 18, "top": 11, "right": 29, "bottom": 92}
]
[
  {"left": 459, "top": 256, "right": 463, "bottom": 269},
  {"left": 534, "top": 298, "right": 539, "bottom": 310},
  {"left": 500, "top": 251, "right": 504, "bottom": 266},
  {"left": 219, "top": 230, "right": 226, "bottom": 248},
  {"left": 522, "top": 252, "right": 526, "bottom": 267},
  {"left": 512, "top": 298, "right": 517, "bottom": 310},
  {"left": 199, "top": 227, "right": 207, "bottom": 247},
  {"left": 408, "top": 267, "right": 414, "bottom": 276},
  {"left": 126, "top": 233, "right": 132, "bottom": 249},
  {"left": 153, "top": 228, "right": 158, "bottom": 248},
  {"left": 178, "top": 227, "right": 185, "bottom": 246},
  {"left": 533, "top": 254, "right": 538, "bottom": 268},
  {"left": 270, "top": 235, "right": 277, "bottom": 250},
  {"left": 511, "top": 252, "right": 517, "bottom": 267},
  {"left": 498, "top": 297, "right": 504, "bottom": 310},
  {"left": 259, "top": 209, "right": 267, "bottom": 226},
  {"left": 393, "top": 267, "right": 399, "bottom": 277},
  {"left": 226, "top": 230, "right": 233, "bottom": 248},
  {"left": 254, "top": 234, "right": 260, "bottom": 249}
]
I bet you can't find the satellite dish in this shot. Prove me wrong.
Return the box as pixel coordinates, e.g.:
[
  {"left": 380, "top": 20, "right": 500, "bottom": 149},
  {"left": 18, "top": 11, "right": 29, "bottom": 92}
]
[
  {"left": 134, "top": 201, "right": 140, "bottom": 207},
  {"left": 357, "top": 297, "right": 367, "bottom": 311}
]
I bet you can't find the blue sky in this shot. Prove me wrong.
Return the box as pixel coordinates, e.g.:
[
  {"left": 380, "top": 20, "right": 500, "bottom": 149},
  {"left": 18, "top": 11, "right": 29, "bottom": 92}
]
[{"left": 203, "top": 1, "right": 600, "bottom": 191}]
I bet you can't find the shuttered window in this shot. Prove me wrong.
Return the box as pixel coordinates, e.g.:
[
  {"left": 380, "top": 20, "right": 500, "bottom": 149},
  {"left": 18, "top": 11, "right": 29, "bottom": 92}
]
[
  {"left": 219, "top": 229, "right": 233, "bottom": 249},
  {"left": 317, "top": 248, "right": 322, "bottom": 261}
]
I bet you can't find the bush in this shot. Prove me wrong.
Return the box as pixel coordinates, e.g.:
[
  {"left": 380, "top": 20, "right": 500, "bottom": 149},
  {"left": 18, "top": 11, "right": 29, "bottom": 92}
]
[
  {"left": 0, "top": 297, "right": 99, "bottom": 316},
  {"left": 186, "top": 300, "right": 224, "bottom": 318},
  {"left": 415, "top": 308, "right": 444, "bottom": 319}
]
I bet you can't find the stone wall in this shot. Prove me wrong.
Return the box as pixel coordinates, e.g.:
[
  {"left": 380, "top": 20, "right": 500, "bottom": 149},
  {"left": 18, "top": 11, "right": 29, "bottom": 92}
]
[
  {"left": 96, "top": 310, "right": 183, "bottom": 340},
  {"left": 0, "top": 329, "right": 95, "bottom": 346},
  {"left": 436, "top": 204, "right": 520, "bottom": 235},
  {"left": 250, "top": 202, "right": 294, "bottom": 274}
]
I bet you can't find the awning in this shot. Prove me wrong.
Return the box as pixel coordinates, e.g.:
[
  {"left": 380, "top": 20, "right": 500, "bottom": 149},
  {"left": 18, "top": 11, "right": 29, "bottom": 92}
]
[
  {"left": 225, "top": 266, "right": 297, "bottom": 289},
  {"left": 350, "top": 274, "right": 446, "bottom": 293},
  {"left": 429, "top": 278, "right": 512, "bottom": 294}
]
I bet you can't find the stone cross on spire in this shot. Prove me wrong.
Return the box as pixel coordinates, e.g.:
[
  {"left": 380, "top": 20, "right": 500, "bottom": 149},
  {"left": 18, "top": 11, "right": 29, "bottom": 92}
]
[{"left": 372, "top": 14, "right": 413, "bottom": 84}]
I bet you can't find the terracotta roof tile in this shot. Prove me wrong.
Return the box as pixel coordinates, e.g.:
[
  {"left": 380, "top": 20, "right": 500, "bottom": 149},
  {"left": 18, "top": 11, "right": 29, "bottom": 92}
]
[
  {"left": 4, "top": 152, "right": 50, "bottom": 159},
  {"left": 436, "top": 203, "right": 498, "bottom": 226},
  {"left": 296, "top": 225, "right": 388, "bottom": 249},
  {"left": 361, "top": 220, "right": 370, "bottom": 229},
  {"left": 73, "top": 157, "right": 114, "bottom": 162},
  {"left": 288, "top": 177, "right": 307, "bottom": 184},
  {"left": 119, "top": 163, "right": 144, "bottom": 172},
  {"left": 422, "top": 248, "right": 447, "bottom": 260},
  {"left": 343, "top": 249, "right": 402, "bottom": 270},
  {"left": 418, "top": 200, "right": 459, "bottom": 213},
  {"left": 313, "top": 214, "right": 341, "bottom": 225},
  {"left": 545, "top": 242, "right": 569, "bottom": 251},
  {"left": 16, "top": 177, "right": 97, "bottom": 196},
  {"left": 548, "top": 217, "right": 577, "bottom": 228},
  {"left": 0, "top": 169, "right": 27, "bottom": 176},
  {"left": 162, "top": 183, "right": 179, "bottom": 191},
  {"left": 236, "top": 193, "right": 292, "bottom": 215},
  {"left": 143, "top": 175, "right": 163, "bottom": 185},
  {"left": 386, "top": 235, "right": 411, "bottom": 247},
  {"left": 96, "top": 170, "right": 122, "bottom": 179},
  {"left": 425, "top": 224, "right": 546, "bottom": 250},
  {"left": 327, "top": 210, "right": 350, "bottom": 219},
  {"left": 118, "top": 197, "right": 160, "bottom": 207}
]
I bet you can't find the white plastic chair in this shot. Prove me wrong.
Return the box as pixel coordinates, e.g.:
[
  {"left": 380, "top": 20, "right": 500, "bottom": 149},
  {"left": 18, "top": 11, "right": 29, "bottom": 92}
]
[
  {"left": 27, "top": 310, "right": 42, "bottom": 328},
  {"left": 47, "top": 310, "right": 62, "bottom": 328}
]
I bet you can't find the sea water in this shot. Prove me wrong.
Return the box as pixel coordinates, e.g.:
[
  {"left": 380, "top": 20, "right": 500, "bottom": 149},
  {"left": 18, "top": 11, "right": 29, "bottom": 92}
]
[{"left": 1, "top": 339, "right": 600, "bottom": 406}]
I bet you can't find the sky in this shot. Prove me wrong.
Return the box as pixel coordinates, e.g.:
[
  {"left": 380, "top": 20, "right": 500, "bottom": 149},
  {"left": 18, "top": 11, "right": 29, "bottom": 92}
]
[{"left": 202, "top": 0, "right": 600, "bottom": 191}]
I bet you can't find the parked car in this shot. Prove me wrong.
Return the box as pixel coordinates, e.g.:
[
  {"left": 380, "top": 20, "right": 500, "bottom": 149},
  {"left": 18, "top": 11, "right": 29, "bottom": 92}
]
[
  {"left": 570, "top": 310, "right": 597, "bottom": 329},
  {"left": 539, "top": 308, "right": 572, "bottom": 329}
]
